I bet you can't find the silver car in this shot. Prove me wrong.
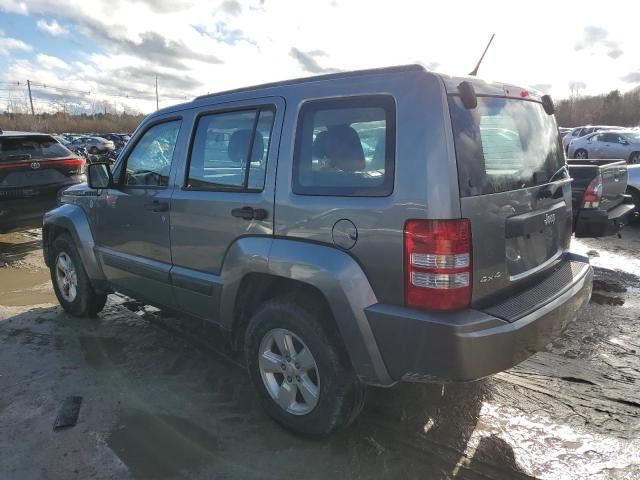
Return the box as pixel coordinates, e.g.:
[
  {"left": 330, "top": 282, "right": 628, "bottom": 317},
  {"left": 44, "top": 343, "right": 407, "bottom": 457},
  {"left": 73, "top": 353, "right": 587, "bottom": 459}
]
[
  {"left": 68, "top": 136, "right": 115, "bottom": 154},
  {"left": 562, "top": 125, "right": 626, "bottom": 152},
  {"left": 42, "top": 64, "right": 593, "bottom": 437},
  {"left": 568, "top": 130, "right": 640, "bottom": 163}
]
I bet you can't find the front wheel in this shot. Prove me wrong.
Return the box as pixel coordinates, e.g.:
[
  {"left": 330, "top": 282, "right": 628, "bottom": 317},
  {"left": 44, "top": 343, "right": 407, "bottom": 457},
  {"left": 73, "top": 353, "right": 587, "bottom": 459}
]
[
  {"left": 574, "top": 149, "right": 588, "bottom": 159},
  {"left": 245, "top": 297, "right": 365, "bottom": 437},
  {"left": 50, "top": 234, "right": 107, "bottom": 317}
]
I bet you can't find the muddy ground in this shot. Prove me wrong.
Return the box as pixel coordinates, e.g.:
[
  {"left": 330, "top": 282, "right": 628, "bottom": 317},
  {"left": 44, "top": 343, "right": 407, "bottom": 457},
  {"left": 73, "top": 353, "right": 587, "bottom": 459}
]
[{"left": 1, "top": 227, "right": 639, "bottom": 480}]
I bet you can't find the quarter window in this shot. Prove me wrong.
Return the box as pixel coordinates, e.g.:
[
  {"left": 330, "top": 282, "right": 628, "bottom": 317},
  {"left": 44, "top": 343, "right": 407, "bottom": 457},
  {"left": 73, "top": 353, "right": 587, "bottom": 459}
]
[
  {"left": 124, "top": 120, "right": 181, "bottom": 187},
  {"left": 187, "top": 108, "right": 275, "bottom": 191},
  {"left": 292, "top": 96, "right": 395, "bottom": 196}
]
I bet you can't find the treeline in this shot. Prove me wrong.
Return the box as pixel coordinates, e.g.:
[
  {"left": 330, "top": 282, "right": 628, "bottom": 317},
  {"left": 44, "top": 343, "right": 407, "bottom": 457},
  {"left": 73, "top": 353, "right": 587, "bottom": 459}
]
[
  {"left": 0, "top": 112, "right": 145, "bottom": 134},
  {"left": 555, "top": 87, "right": 640, "bottom": 128}
]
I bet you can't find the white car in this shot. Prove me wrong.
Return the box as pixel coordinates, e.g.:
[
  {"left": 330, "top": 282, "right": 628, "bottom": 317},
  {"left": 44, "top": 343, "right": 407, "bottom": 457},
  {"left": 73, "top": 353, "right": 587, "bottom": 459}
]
[
  {"left": 562, "top": 125, "right": 626, "bottom": 153},
  {"left": 568, "top": 130, "right": 640, "bottom": 164}
]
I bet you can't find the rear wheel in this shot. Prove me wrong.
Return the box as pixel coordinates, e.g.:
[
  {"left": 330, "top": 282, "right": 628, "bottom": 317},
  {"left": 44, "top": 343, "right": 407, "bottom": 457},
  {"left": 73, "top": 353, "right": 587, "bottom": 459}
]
[
  {"left": 573, "top": 148, "right": 589, "bottom": 159},
  {"left": 245, "top": 297, "right": 366, "bottom": 437},
  {"left": 629, "top": 152, "right": 640, "bottom": 165},
  {"left": 574, "top": 149, "right": 588, "bottom": 159},
  {"left": 50, "top": 234, "right": 107, "bottom": 317}
]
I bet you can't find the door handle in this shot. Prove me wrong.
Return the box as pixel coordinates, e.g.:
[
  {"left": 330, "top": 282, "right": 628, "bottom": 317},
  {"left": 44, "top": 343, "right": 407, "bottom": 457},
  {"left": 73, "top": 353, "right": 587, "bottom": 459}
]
[
  {"left": 146, "top": 200, "right": 169, "bottom": 212},
  {"left": 231, "top": 206, "right": 268, "bottom": 220}
]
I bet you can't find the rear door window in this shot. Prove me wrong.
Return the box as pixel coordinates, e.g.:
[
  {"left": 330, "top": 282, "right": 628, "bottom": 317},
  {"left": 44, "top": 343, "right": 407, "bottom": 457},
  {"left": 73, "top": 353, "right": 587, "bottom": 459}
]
[
  {"left": 448, "top": 96, "right": 566, "bottom": 197},
  {"left": 0, "top": 135, "right": 72, "bottom": 161},
  {"left": 187, "top": 108, "right": 275, "bottom": 191},
  {"left": 292, "top": 95, "right": 395, "bottom": 196}
]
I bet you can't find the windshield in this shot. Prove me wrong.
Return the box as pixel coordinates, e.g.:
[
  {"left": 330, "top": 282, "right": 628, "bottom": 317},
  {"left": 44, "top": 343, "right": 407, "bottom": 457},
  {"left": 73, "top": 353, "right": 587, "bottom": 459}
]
[
  {"left": 448, "top": 96, "right": 566, "bottom": 197},
  {"left": 0, "top": 135, "right": 73, "bottom": 162}
]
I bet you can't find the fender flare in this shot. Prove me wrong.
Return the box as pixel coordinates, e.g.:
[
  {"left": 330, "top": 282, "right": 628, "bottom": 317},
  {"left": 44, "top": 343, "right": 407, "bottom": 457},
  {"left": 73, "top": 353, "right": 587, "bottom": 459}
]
[
  {"left": 43, "top": 203, "right": 106, "bottom": 285},
  {"left": 219, "top": 237, "right": 393, "bottom": 386}
]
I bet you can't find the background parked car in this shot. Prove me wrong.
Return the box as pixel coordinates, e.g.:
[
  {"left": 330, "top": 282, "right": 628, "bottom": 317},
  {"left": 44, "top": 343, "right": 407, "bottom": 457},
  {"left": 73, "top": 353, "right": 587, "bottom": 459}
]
[
  {"left": 627, "top": 164, "right": 640, "bottom": 220},
  {"left": 568, "top": 130, "right": 640, "bottom": 163},
  {"left": 101, "top": 133, "right": 130, "bottom": 149},
  {"left": 567, "top": 159, "right": 634, "bottom": 236},
  {"left": 562, "top": 125, "right": 625, "bottom": 153},
  {"left": 0, "top": 130, "right": 86, "bottom": 233},
  {"left": 68, "top": 136, "right": 115, "bottom": 154}
]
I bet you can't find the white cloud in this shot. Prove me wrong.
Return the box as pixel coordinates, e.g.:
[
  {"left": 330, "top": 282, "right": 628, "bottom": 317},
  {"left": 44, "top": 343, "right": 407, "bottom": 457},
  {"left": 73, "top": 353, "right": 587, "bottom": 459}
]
[
  {"left": 36, "top": 53, "right": 71, "bottom": 70},
  {"left": 36, "top": 19, "right": 69, "bottom": 37},
  {"left": 0, "top": 0, "right": 639, "bottom": 114},
  {"left": 0, "top": 33, "right": 32, "bottom": 55},
  {"left": 0, "top": 0, "right": 27, "bottom": 14}
]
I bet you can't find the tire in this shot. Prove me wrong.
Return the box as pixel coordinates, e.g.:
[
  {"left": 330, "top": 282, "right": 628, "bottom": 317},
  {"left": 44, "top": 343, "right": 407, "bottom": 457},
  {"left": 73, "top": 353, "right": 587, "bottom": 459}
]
[
  {"left": 89, "top": 146, "right": 99, "bottom": 154},
  {"left": 50, "top": 234, "right": 107, "bottom": 317},
  {"left": 574, "top": 149, "right": 588, "bottom": 159},
  {"left": 245, "top": 296, "right": 366, "bottom": 437},
  {"left": 629, "top": 152, "right": 640, "bottom": 165}
]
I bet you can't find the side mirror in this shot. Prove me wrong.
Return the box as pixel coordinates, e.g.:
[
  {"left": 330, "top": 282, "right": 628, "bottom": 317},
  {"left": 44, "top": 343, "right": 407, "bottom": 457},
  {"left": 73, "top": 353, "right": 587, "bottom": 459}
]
[{"left": 87, "top": 162, "right": 113, "bottom": 189}]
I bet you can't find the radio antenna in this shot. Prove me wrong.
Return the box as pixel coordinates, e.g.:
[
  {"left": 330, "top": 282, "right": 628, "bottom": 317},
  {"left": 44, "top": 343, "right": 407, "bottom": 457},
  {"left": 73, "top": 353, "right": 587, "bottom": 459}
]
[{"left": 469, "top": 33, "right": 495, "bottom": 76}]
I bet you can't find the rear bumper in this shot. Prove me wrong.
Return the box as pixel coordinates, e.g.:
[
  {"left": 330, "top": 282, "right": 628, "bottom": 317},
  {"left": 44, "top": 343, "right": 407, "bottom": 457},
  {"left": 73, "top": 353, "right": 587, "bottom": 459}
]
[
  {"left": 0, "top": 185, "right": 74, "bottom": 233},
  {"left": 366, "top": 254, "right": 592, "bottom": 383},
  {"left": 574, "top": 201, "right": 635, "bottom": 237}
]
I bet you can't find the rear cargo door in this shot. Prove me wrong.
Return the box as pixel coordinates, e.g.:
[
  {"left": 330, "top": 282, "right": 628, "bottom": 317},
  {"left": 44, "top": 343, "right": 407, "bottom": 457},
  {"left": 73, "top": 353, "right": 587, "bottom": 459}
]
[{"left": 448, "top": 95, "right": 572, "bottom": 307}]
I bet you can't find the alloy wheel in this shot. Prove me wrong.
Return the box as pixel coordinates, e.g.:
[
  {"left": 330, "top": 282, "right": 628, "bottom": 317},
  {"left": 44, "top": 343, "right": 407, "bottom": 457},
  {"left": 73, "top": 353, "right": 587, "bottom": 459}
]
[
  {"left": 55, "top": 252, "right": 78, "bottom": 302},
  {"left": 258, "top": 328, "right": 320, "bottom": 415}
]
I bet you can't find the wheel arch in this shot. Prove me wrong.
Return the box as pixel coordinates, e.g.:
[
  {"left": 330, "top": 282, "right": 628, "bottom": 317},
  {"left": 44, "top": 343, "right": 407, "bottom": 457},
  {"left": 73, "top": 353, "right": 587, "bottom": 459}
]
[
  {"left": 43, "top": 203, "right": 106, "bottom": 286},
  {"left": 219, "top": 237, "right": 393, "bottom": 386}
]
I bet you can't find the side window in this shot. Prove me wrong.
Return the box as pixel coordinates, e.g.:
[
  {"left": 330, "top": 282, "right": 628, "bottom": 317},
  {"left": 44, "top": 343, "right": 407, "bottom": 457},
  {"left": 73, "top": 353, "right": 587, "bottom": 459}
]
[
  {"left": 572, "top": 129, "right": 581, "bottom": 137},
  {"left": 292, "top": 95, "right": 395, "bottom": 196},
  {"left": 187, "top": 108, "right": 275, "bottom": 191},
  {"left": 124, "top": 120, "right": 181, "bottom": 187}
]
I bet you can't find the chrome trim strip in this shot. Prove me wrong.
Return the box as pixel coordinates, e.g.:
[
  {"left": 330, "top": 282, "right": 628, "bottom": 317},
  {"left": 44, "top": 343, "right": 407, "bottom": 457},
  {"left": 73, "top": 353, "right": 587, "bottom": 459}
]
[{"left": 509, "top": 249, "right": 564, "bottom": 282}]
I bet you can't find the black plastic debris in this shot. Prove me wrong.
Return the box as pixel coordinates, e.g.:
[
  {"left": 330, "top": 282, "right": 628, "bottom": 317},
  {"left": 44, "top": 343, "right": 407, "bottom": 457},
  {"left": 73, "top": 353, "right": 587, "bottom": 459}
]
[{"left": 53, "top": 396, "right": 83, "bottom": 430}]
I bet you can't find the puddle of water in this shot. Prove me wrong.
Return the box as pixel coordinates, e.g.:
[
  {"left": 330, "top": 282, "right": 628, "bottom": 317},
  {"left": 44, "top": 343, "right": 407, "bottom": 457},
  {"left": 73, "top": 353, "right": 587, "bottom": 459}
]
[
  {"left": 466, "top": 401, "right": 640, "bottom": 479},
  {"left": 107, "top": 414, "right": 222, "bottom": 479},
  {"left": 0, "top": 268, "right": 56, "bottom": 306},
  {"left": 572, "top": 238, "right": 640, "bottom": 277}
]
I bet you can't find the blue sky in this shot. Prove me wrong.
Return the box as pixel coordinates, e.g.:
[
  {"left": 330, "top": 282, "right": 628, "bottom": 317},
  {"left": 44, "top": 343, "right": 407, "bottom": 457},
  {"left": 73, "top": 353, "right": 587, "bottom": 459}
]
[{"left": 1, "top": 0, "right": 639, "bottom": 115}]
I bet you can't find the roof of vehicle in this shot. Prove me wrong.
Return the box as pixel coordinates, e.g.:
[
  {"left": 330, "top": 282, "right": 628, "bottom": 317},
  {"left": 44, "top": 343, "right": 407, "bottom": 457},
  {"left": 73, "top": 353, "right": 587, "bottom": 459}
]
[
  {"left": 0, "top": 130, "right": 53, "bottom": 137},
  {"left": 194, "top": 64, "right": 427, "bottom": 102}
]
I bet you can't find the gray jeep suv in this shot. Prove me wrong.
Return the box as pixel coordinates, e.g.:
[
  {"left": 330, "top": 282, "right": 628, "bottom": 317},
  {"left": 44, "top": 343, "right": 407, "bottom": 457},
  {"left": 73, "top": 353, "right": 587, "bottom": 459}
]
[{"left": 43, "top": 65, "right": 593, "bottom": 437}]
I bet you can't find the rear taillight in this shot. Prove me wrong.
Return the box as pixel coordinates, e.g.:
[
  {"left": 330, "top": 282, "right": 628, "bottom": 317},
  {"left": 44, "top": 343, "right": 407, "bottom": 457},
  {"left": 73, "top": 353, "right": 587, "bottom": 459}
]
[
  {"left": 582, "top": 174, "right": 602, "bottom": 208},
  {"left": 404, "top": 219, "right": 472, "bottom": 311},
  {"left": 0, "top": 157, "right": 85, "bottom": 172}
]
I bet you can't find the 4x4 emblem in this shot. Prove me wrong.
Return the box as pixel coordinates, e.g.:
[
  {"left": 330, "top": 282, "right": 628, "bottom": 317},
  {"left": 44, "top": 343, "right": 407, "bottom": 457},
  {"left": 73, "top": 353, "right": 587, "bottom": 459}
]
[
  {"left": 30, "top": 162, "right": 41, "bottom": 170},
  {"left": 544, "top": 213, "right": 556, "bottom": 226}
]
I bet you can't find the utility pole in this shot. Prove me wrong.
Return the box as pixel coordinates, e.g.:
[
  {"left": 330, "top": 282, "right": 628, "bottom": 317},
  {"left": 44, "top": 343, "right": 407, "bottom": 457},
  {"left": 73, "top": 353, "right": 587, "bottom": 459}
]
[
  {"left": 155, "top": 74, "right": 159, "bottom": 111},
  {"left": 27, "top": 79, "right": 35, "bottom": 115}
]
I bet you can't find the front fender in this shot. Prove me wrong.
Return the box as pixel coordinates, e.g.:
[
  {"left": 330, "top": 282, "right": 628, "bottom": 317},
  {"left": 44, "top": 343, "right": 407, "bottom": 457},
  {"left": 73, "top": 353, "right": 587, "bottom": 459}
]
[
  {"left": 43, "top": 203, "right": 106, "bottom": 285},
  {"left": 219, "top": 237, "right": 392, "bottom": 386}
]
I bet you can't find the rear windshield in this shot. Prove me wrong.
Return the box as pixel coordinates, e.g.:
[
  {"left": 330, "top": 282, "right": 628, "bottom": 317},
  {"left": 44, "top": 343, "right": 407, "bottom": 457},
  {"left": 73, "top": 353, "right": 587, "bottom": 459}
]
[
  {"left": 0, "top": 135, "right": 73, "bottom": 162},
  {"left": 448, "top": 96, "right": 565, "bottom": 196}
]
